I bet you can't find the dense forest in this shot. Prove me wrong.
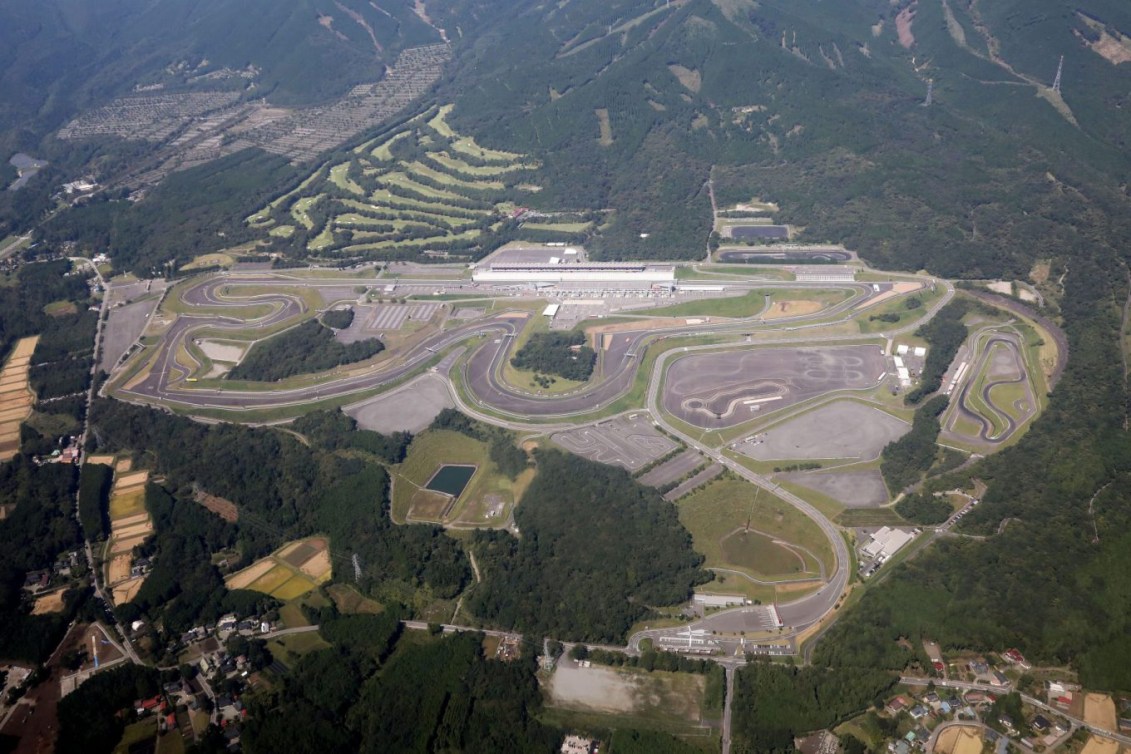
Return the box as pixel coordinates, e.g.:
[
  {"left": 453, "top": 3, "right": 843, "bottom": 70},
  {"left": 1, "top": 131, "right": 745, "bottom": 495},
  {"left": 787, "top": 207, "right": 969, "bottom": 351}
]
[
  {"left": 879, "top": 396, "right": 949, "bottom": 493},
  {"left": 0, "top": 458, "right": 83, "bottom": 662},
  {"left": 227, "top": 319, "right": 384, "bottom": 382},
  {"left": 510, "top": 330, "right": 596, "bottom": 382},
  {"left": 904, "top": 301, "right": 970, "bottom": 405},
  {"left": 244, "top": 628, "right": 561, "bottom": 754},
  {"left": 468, "top": 449, "right": 707, "bottom": 642},
  {"left": 730, "top": 663, "right": 897, "bottom": 754}
]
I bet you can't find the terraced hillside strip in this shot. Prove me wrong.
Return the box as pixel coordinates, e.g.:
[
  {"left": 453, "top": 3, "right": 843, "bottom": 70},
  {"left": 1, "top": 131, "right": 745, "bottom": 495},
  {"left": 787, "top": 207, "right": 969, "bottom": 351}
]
[
  {"left": 224, "top": 537, "right": 331, "bottom": 600},
  {"left": 249, "top": 101, "right": 562, "bottom": 259},
  {"left": 105, "top": 469, "right": 154, "bottom": 605},
  {"left": 0, "top": 336, "right": 39, "bottom": 461}
]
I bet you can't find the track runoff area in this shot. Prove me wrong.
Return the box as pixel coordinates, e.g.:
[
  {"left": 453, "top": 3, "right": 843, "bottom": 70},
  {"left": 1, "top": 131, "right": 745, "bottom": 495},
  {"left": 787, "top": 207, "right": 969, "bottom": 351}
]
[{"left": 105, "top": 245, "right": 1045, "bottom": 656}]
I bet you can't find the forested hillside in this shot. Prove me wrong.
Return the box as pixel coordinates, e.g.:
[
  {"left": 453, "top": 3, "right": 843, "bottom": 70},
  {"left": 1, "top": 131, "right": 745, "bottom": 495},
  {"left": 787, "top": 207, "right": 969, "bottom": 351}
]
[
  {"left": 425, "top": 0, "right": 1131, "bottom": 267},
  {"left": 468, "top": 450, "right": 708, "bottom": 642},
  {"left": 0, "top": 0, "right": 440, "bottom": 137}
]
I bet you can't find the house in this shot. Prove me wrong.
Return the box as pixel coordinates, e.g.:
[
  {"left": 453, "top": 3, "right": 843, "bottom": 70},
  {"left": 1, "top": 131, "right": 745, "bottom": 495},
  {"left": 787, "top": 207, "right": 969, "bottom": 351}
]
[
  {"left": 1032, "top": 715, "right": 1051, "bottom": 733},
  {"left": 969, "top": 660, "right": 990, "bottom": 675},
  {"left": 939, "top": 701, "right": 952, "bottom": 715},
  {"left": 990, "top": 671, "right": 1010, "bottom": 688},
  {"left": 946, "top": 696, "right": 962, "bottom": 708},
  {"left": 888, "top": 741, "right": 911, "bottom": 754},
  {"left": 886, "top": 696, "right": 909, "bottom": 715},
  {"left": 909, "top": 705, "right": 929, "bottom": 720},
  {"left": 925, "top": 692, "right": 940, "bottom": 704},
  {"left": 1003, "top": 649, "right": 1031, "bottom": 669}
]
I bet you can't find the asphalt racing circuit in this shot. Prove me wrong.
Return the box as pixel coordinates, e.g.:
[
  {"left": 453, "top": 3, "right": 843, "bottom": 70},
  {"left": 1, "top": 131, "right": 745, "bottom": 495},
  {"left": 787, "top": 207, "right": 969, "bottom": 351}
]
[{"left": 107, "top": 263, "right": 965, "bottom": 654}]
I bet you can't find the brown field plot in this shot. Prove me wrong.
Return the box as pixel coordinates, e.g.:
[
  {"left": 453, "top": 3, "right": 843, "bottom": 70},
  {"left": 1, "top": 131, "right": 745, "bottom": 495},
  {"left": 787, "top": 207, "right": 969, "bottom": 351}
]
[
  {"left": 31, "top": 590, "right": 67, "bottom": 615},
  {"left": 1084, "top": 694, "right": 1118, "bottom": 730},
  {"left": 225, "top": 536, "right": 330, "bottom": 600},
  {"left": 936, "top": 726, "right": 983, "bottom": 754},
  {"left": 0, "top": 336, "right": 38, "bottom": 461},
  {"left": 194, "top": 489, "right": 239, "bottom": 522},
  {"left": 105, "top": 469, "right": 154, "bottom": 604}
]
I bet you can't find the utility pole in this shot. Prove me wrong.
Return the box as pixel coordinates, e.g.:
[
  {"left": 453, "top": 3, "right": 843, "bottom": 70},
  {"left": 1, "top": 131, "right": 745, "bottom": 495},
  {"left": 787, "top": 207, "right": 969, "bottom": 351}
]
[
  {"left": 1052, "top": 54, "right": 1063, "bottom": 94},
  {"left": 923, "top": 78, "right": 933, "bottom": 107}
]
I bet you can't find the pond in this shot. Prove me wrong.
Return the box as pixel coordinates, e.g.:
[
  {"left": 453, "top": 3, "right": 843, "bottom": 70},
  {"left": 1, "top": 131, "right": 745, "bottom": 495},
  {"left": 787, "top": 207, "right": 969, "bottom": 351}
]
[{"left": 425, "top": 464, "right": 476, "bottom": 497}]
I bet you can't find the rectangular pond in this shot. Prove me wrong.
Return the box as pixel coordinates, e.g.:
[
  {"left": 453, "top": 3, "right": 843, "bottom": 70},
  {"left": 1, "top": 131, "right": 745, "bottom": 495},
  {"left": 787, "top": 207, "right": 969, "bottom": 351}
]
[{"left": 425, "top": 464, "right": 476, "bottom": 497}]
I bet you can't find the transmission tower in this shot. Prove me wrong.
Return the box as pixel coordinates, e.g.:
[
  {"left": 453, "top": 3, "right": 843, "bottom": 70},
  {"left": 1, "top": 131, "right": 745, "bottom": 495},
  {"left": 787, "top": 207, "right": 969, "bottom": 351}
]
[
  {"left": 1052, "top": 55, "right": 1063, "bottom": 94},
  {"left": 923, "top": 78, "right": 934, "bottom": 107}
]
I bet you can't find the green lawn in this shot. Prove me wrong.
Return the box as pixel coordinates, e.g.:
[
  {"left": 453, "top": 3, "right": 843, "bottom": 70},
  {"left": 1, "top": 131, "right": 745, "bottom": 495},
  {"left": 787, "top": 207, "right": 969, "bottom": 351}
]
[{"left": 677, "top": 477, "right": 831, "bottom": 581}]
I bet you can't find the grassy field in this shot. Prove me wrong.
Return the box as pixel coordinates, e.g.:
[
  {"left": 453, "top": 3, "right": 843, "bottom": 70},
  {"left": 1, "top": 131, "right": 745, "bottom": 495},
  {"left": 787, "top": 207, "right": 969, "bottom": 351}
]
[
  {"left": 267, "top": 630, "right": 331, "bottom": 667},
  {"left": 391, "top": 429, "right": 531, "bottom": 526},
  {"left": 677, "top": 477, "right": 831, "bottom": 582}
]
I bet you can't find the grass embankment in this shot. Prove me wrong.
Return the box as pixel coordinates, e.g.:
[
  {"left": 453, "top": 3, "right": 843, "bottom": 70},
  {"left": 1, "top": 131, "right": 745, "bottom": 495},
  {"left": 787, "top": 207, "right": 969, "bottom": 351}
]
[{"left": 677, "top": 477, "right": 831, "bottom": 601}]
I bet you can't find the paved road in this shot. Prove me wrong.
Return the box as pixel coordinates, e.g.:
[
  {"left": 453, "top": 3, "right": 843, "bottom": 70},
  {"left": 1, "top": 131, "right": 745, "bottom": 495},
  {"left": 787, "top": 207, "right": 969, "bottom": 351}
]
[
  {"left": 722, "top": 664, "right": 737, "bottom": 754},
  {"left": 68, "top": 257, "right": 143, "bottom": 665}
]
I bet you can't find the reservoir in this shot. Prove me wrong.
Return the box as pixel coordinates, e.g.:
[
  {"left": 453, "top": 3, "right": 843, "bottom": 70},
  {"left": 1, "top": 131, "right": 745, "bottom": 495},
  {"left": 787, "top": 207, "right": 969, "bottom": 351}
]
[{"left": 425, "top": 464, "right": 476, "bottom": 497}]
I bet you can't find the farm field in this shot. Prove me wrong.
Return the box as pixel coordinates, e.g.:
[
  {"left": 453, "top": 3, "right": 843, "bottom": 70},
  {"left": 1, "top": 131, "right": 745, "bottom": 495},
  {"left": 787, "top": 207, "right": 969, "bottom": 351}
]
[
  {"left": 225, "top": 536, "right": 332, "bottom": 600},
  {"left": 677, "top": 477, "right": 831, "bottom": 591},
  {"left": 104, "top": 469, "right": 154, "bottom": 605},
  {"left": 390, "top": 429, "right": 532, "bottom": 527},
  {"left": 0, "top": 336, "right": 38, "bottom": 461},
  {"left": 246, "top": 104, "right": 571, "bottom": 259}
]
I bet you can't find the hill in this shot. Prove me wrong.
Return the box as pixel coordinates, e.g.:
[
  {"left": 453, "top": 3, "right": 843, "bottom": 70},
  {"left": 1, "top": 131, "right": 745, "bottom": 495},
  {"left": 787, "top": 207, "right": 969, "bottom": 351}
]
[{"left": 0, "top": 0, "right": 441, "bottom": 139}]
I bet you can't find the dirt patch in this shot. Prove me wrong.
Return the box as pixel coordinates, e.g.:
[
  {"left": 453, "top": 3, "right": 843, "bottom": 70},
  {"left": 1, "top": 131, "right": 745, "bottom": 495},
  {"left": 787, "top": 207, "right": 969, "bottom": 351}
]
[
  {"left": 595, "top": 109, "right": 613, "bottom": 146},
  {"left": 1030, "top": 260, "right": 1051, "bottom": 284},
  {"left": 1080, "top": 737, "right": 1120, "bottom": 754},
  {"left": 1076, "top": 14, "right": 1131, "bottom": 65},
  {"left": 115, "top": 457, "right": 133, "bottom": 472},
  {"left": 669, "top": 64, "right": 702, "bottom": 92},
  {"left": 762, "top": 300, "right": 823, "bottom": 319},
  {"left": 1084, "top": 693, "right": 1118, "bottom": 730},
  {"left": 896, "top": 4, "right": 916, "bottom": 49},
  {"left": 112, "top": 578, "right": 144, "bottom": 605},
  {"left": 549, "top": 664, "right": 635, "bottom": 712},
  {"left": 299, "top": 549, "right": 332, "bottom": 580},
  {"left": 408, "top": 488, "right": 452, "bottom": 521},
  {"left": 225, "top": 558, "right": 276, "bottom": 590},
  {"left": 108, "top": 554, "right": 132, "bottom": 584},
  {"left": 194, "top": 489, "right": 239, "bottom": 522},
  {"left": 115, "top": 470, "right": 150, "bottom": 489},
  {"left": 31, "top": 590, "right": 67, "bottom": 615},
  {"left": 936, "top": 726, "right": 984, "bottom": 754}
]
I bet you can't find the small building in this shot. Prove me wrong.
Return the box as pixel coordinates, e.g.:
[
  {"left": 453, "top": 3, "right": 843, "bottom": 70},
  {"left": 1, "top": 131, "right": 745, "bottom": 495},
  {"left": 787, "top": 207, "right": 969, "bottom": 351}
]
[
  {"left": 542, "top": 303, "right": 560, "bottom": 319},
  {"left": 913, "top": 346, "right": 927, "bottom": 357},
  {"left": 990, "top": 671, "right": 1010, "bottom": 688},
  {"left": 1032, "top": 715, "right": 1051, "bottom": 733},
  {"left": 860, "top": 527, "right": 916, "bottom": 561},
  {"left": 895, "top": 344, "right": 910, "bottom": 355},
  {"left": 692, "top": 593, "right": 748, "bottom": 608},
  {"left": 909, "top": 705, "right": 929, "bottom": 720},
  {"left": 886, "top": 696, "right": 909, "bottom": 715},
  {"left": 1003, "top": 648, "right": 1031, "bottom": 669}
]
